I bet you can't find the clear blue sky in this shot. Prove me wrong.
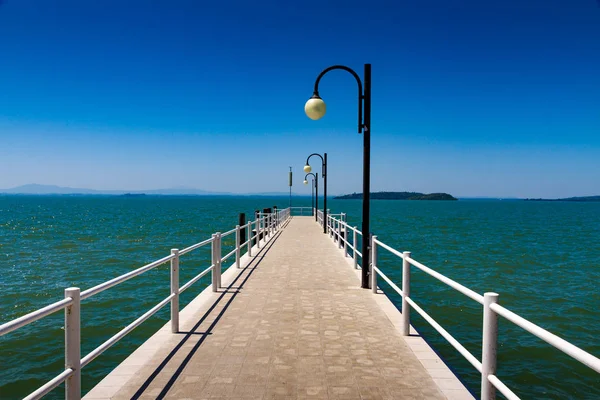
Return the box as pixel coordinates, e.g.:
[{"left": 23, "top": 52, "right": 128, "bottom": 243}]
[{"left": 1, "top": 0, "right": 599, "bottom": 198}]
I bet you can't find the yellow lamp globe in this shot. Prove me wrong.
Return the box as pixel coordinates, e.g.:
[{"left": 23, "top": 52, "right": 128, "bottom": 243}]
[
  {"left": 303, "top": 165, "right": 312, "bottom": 173},
  {"left": 303, "top": 180, "right": 308, "bottom": 185},
  {"left": 304, "top": 96, "right": 326, "bottom": 120}
]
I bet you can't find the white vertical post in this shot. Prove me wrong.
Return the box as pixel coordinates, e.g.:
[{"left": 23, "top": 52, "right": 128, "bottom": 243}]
[
  {"left": 332, "top": 217, "right": 335, "bottom": 239},
  {"left": 210, "top": 233, "right": 219, "bottom": 292},
  {"left": 353, "top": 227, "right": 358, "bottom": 268},
  {"left": 371, "top": 236, "right": 378, "bottom": 294},
  {"left": 340, "top": 214, "right": 346, "bottom": 250},
  {"left": 343, "top": 222, "right": 348, "bottom": 257},
  {"left": 481, "top": 292, "right": 499, "bottom": 400},
  {"left": 216, "top": 232, "right": 222, "bottom": 288},
  {"left": 331, "top": 218, "right": 334, "bottom": 239},
  {"left": 211, "top": 234, "right": 218, "bottom": 292},
  {"left": 170, "top": 249, "right": 179, "bottom": 333},
  {"left": 338, "top": 220, "right": 343, "bottom": 249},
  {"left": 401, "top": 251, "right": 411, "bottom": 336},
  {"left": 266, "top": 214, "right": 269, "bottom": 239},
  {"left": 256, "top": 215, "right": 261, "bottom": 249},
  {"left": 247, "top": 222, "right": 252, "bottom": 257},
  {"left": 65, "top": 287, "right": 81, "bottom": 400},
  {"left": 235, "top": 225, "right": 241, "bottom": 268}
]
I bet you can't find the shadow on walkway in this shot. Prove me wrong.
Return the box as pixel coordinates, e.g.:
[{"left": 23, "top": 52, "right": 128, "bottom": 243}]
[{"left": 131, "top": 224, "right": 286, "bottom": 399}]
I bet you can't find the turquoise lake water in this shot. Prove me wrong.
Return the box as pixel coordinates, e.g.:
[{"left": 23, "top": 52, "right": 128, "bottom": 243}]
[{"left": 1, "top": 195, "right": 599, "bottom": 399}]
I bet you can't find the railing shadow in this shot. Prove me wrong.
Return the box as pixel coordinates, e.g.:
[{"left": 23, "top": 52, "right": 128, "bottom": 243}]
[{"left": 131, "top": 228, "right": 285, "bottom": 400}]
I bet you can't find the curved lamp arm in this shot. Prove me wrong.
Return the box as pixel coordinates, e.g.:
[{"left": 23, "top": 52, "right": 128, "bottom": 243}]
[
  {"left": 306, "top": 153, "right": 326, "bottom": 178},
  {"left": 304, "top": 172, "right": 316, "bottom": 180},
  {"left": 313, "top": 65, "right": 364, "bottom": 133}
]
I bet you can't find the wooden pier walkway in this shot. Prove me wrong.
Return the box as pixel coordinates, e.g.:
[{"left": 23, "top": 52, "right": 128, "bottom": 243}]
[{"left": 85, "top": 217, "right": 472, "bottom": 400}]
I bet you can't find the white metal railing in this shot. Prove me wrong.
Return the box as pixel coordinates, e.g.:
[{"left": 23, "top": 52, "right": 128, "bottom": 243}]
[
  {"left": 324, "top": 213, "right": 600, "bottom": 400},
  {"left": 289, "top": 206, "right": 314, "bottom": 216},
  {"left": 0, "top": 207, "right": 292, "bottom": 400}
]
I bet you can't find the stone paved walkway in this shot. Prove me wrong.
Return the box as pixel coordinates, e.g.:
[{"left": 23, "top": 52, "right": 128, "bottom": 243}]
[{"left": 89, "top": 217, "right": 457, "bottom": 400}]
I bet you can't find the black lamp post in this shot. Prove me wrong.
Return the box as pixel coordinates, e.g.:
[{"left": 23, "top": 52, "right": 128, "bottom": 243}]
[
  {"left": 304, "top": 153, "right": 327, "bottom": 234},
  {"left": 304, "top": 64, "right": 371, "bottom": 289},
  {"left": 303, "top": 172, "right": 318, "bottom": 220}
]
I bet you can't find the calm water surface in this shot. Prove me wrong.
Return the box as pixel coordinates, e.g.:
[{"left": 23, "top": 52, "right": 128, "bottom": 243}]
[{"left": 1, "top": 196, "right": 599, "bottom": 399}]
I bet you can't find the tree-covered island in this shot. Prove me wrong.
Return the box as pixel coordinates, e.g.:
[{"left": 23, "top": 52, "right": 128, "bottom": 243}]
[{"left": 334, "top": 191, "right": 457, "bottom": 200}]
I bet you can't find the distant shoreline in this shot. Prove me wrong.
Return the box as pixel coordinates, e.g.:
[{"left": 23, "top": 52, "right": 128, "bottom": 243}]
[{"left": 524, "top": 195, "right": 600, "bottom": 202}]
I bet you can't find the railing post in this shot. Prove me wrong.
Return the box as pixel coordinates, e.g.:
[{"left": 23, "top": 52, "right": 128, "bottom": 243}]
[
  {"left": 170, "top": 249, "right": 180, "bottom": 333},
  {"left": 256, "top": 215, "right": 261, "bottom": 249},
  {"left": 334, "top": 219, "right": 336, "bottom": 240},
  {"left": 343, "top": 222, "right": 348, "bottom": 257},
  {"left": 247, "top": 222, "right": 252, "bottom": 257},
  {"left": 401, "top": 251, "right": 411, "bottom": 336},
  {"left": 65, "top": 287, "right": 81, "bottom": 400},
  {"left": 332, "top": 216, "right": 335, "bottom": 238},
  {"left": 338, "top": 219, "right": 343, "bottom": 249},
  {"left": 481, "top": 292, "right": 499, "bottom": 400},
  {"left": 266, "top": 214, "right": 269, "bottom": 238},
  {"left": 217, "top": 232, "right": 222, "bottom": 288},
  {"left": 334, "top": 219, "right": 338, "bottom": 243},
  {"left": 371, "top": 236, "right": 378, "bottom": 293},
  {"left": 235, "top": 225, "right": 241, "bottom": 268},
  {"left": 330, "top": 217, "right": 334, "bottom": 238},
  {"left": 353, "top": 227, "right": 358, "bottom": 268},
  {"left": 211, "top": 234, "right": 218, "bottom": 292}
]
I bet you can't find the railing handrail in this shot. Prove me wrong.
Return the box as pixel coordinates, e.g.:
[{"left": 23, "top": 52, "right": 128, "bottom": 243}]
[
  {"left": 0, "top": 207, "right": 292, "bottom": 400},
  {"left": 325, "top": 213, "right": 600, "bottom": 400}
]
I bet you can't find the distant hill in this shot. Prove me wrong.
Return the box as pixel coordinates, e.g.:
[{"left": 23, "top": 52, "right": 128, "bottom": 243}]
[
  {"left": 0, "top": 184, "right": 226, "bottom": 195},
  {"left": 335, "top": 191, "right": 457, "bottom": 200},
  {"left": 524, "top": 195, "right": 600, "bottom": 202},
  {"left": 0, "top": 184, "right": 308, "bottom": 196}
]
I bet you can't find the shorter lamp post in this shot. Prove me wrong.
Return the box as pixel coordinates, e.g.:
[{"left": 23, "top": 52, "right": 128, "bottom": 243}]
[
  {"left": 304, "top": 153, "right": 327, "bottom": 233},
  {"left": 303, "top": 172, "right": 318, "bottom": 220}
]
